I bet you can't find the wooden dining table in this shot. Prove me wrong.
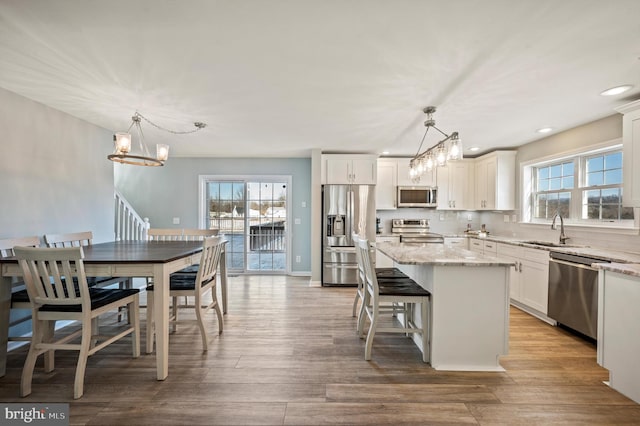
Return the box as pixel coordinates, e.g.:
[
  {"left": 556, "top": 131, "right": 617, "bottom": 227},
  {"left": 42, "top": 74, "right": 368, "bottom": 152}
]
[{"left": 0, "top": 240, "right": 229, "bottom": 380}]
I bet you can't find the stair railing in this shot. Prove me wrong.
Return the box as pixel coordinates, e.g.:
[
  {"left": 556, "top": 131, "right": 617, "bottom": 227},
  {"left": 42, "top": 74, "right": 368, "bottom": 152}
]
[{"left": 114, "top": 190, "right": 150, "bottom": 241}]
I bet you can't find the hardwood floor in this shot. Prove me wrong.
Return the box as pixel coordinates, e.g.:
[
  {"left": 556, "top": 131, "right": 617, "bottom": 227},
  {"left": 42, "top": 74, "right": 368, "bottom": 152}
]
[{"left": 1, "top": 275, "right": 639, "bottom": 425}]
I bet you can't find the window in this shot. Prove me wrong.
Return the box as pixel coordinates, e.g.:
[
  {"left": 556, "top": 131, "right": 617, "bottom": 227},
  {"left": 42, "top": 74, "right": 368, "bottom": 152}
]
[
  {"left": 534, "top": 160, "right": 574, "bottom": 219},
  {"left": 528, "top": 146, "right": 634, "bottom": 226},
  {"left": 582, "top": 151, "right": 633, "bottom": 221}
]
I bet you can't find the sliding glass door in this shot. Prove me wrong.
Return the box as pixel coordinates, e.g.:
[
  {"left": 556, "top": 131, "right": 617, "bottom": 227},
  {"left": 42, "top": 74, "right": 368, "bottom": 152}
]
[{"left": 201, "top": 176, "right": 290, "bottom": 273}]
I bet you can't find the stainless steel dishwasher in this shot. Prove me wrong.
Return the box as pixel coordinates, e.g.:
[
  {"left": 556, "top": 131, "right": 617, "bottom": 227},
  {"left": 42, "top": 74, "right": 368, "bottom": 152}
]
[{"left": 547, "top": 251, "right": 610, "bottom": 340}]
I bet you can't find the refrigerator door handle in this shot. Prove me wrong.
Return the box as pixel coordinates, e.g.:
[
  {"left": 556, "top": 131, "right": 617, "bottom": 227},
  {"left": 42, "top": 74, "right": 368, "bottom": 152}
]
[{"left": 347, "top": 187, "right": 354, "bottom": 242}]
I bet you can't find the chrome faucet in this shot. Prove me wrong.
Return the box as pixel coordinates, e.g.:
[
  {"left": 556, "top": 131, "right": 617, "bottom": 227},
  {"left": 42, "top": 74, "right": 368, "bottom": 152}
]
[{"left": 551, "top": 212, "right": 569, "bottom": 245}]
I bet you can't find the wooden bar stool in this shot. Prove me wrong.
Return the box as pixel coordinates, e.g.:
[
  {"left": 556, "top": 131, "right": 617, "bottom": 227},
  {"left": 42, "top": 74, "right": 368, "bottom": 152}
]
[{"left": 355, "top": 237, "right": 431, "bottom": 363}]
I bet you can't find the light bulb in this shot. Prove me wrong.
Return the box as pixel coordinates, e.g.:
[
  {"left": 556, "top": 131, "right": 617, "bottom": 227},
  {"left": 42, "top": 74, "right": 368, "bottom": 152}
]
[
  {"left": 425, "top": 153, "right": 434, "bottom": 170},
  {"left": 156, "top": 144, "right": 170, "bottom": 161},
  {"left": 436, "top": 145, "right": 447, "bottom": 166},
  {"left": 448, "top": 135, "right": 463, "bottom": 160},
  {"left": 114, "top": 132, "right": 131, "bottom": 154}
]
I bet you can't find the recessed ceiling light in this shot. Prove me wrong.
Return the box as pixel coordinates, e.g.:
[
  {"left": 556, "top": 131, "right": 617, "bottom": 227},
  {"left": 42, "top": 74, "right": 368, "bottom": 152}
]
[
  {"left": 537, "top": 127, "right": 553, "bottom": 133},
  {"left": 600, "top": 85, "right": 633, "bottom": 96},
  {"left": 468, "top": 147, "right": 480, "bottom": 152}
]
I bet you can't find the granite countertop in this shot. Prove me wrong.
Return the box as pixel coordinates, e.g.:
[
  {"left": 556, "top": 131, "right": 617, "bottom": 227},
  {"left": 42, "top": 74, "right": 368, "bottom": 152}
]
[
  {"left": 593, "top": 262, "right": 640, "bottom": 278},
  {"left": 376, "top": 242, "right": 515, "bottom": 267},
  {"left": 466, "top": 234, "right": 640, "bottom": 264}
]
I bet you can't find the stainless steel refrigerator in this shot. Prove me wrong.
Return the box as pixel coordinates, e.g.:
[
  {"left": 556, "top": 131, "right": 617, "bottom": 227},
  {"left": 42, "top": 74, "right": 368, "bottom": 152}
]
[{"left": 322, "top": 184, "right": 376, "bottom": 286}]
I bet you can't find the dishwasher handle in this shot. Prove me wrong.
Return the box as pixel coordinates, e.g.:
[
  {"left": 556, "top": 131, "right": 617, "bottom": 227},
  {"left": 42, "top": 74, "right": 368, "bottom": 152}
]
[{"left": 549, "top": 258, "right": 600, "bottom": 271}]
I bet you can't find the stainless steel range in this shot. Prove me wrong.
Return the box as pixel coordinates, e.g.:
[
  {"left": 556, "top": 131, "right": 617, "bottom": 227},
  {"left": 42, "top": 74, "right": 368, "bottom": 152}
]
[{"left": 391, "top": 219, "right": 444, "bottom": 244}]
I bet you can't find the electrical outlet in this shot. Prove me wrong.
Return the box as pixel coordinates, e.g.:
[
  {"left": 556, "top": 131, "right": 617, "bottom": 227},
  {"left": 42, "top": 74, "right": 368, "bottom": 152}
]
[
  {"left": 512, "top": 214, "right": 517, "bottom": 222},
  {"left": 467, "top": 214, "right": 472, "bottom": 221},
  {"left": 503, "top": 215, "right": 509, "bottom": 223},
  {"left": 294, "top": 218, "right": 301, "bottom": 224},
  {"left": 301, "top": 201, "right": 307, "bottom": 208},
  {"left": 439, "top": 214, "right": 445, "bottom": 221},
  {"left": 172, "top": 217, "right": 180, "bottom": 225},
  {"left": 295, "top": 255, "right": 301, "bottom": 263}
]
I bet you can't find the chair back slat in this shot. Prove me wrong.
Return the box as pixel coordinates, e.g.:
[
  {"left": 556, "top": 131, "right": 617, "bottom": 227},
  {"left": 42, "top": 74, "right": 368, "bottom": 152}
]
[
  {"left": 0, "top": 236, "right": 40, "bottom": 257},
  {"left": 196, "top": 236, "right": 225, "bottom": 285},
  {"left": 147, "top": 229, "right": 183, "bottom": 241},
  {"left": 44, "top": 231, "right": 93, "bottom": 248},
  {"left": 147, "top": 228, "right": 219, "bottom": 241},
  {"left": 14, "top": 246, "right": 89, "bottom": 308},
  {"left": 182, "top": 229, "right": 219, "bottom": 241},
  {"left": 356, "top": 238, "right": 379, "bottom": 304}
]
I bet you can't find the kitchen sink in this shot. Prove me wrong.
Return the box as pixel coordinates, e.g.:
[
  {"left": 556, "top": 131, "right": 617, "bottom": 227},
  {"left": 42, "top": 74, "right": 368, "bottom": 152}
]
[{"left": 520, "top": 240, "right": 585, "bottom": 248}]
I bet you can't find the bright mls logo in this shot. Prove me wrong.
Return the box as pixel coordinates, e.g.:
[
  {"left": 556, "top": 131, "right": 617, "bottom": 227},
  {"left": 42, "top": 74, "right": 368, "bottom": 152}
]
[{"left": 1, "top": 404, "right": 68, "bottom": 425}]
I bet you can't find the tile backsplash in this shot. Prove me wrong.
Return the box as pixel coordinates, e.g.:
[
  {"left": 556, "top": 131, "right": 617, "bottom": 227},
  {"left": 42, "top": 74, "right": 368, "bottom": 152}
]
[{"left": 377, "top": 208, "right": 640, "bottom": 254}]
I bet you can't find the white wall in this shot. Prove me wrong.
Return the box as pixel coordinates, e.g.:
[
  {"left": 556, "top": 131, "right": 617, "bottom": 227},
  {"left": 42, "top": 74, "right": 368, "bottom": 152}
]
[{"left": 0, "top": 87, "right": 115, "bottom": 242}]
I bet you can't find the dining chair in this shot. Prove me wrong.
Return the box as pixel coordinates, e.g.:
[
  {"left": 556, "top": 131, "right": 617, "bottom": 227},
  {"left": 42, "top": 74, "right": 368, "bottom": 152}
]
[
  {"left": 146, "top": 236, "right": 224, "bottom": 353},
  {"left": 44, "top": 231, "right": 132, "bottom": 288},
  {"left": 14, "top": 246, "right": 140, "bottom": 399},
  {"left": 351, "top": 233, "right": 412, "bottom": 335},
  {"left": 146, "top": 228, "right": 184, "bottom": 241},
  {"left": 355, "top": 237, "right": 431, "bottom": 363},
  {"left": 0, "top": 236, "right": 41, "bottom": 343},
  {"left": 45, "top": 231, "right": 133, "bottom": 321}
]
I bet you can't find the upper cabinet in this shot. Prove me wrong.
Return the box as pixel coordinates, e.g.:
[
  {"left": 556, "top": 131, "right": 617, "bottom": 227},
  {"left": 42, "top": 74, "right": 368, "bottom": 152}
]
[
  {"left": 376, "top": 159, "right": 398, "bottom": 209},
  {"left": 436, "top": 160, "right": 475, "bottom": 210},
  {"left": 474, "top": 151, "right": 516, "bottom": 210},
  {"left": 615, "top": 100, "right": 640, "bottom": 207},
  {"left": 322, "top": 154, "right": 377, "bottom": 185}
]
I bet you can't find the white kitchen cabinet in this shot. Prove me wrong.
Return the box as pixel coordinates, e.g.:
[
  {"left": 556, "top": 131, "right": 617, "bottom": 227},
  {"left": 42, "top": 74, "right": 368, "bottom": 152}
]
[
  {"left": 474, "top": 151, "right": 516, "bottom": 210},
  {"left": 376, "top": 159, "right": 397, "bottom": 209},
  {"left": 597, "top": 268, "right": 640, "bottom": 404},
  {"left": 436, "top": 160, "right": 474, "bottom": 210},
  {"left": 615, "top": 100, "right": 640, "bottom": 207},
  {"left": 444, "top": 237, "right": 467, "bottom": 249},
  {"left": 519, "top": 248, "right": 550, "bottom": 314},
  {"left": 469, "top": 238, "right": 496, "bottom": 255},
  {"left": 322, "top": 154, "right": 377, "bottom": 184},
  {"left": 497, "top": 243, "right": 521, "bottom": 301},
  {"left": 396, "top": 158, "right": 436, "bottom": 186},
  {"left": 375, "top": 235, "right": 400, "bottom": 267},
  {"left": 469, "top": 238, "right": 483, "bottom": 253},
  {"left": 497, "top": 243, "right": 549, "bottom": 314}
]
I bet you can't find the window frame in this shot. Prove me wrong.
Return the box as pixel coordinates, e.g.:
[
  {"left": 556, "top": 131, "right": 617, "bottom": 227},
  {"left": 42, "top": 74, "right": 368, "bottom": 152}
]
[{"left": 522, "top": 140, "right": 638, "bottom": 230}]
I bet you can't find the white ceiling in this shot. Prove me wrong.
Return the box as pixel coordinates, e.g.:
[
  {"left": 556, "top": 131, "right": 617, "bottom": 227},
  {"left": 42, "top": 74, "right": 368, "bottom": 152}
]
[{"left": 1, "top": 0, "right": 639, "bottom": 158}]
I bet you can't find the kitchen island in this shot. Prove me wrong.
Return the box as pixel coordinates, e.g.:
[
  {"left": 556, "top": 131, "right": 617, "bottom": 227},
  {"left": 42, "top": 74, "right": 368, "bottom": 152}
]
[
  {"left": 376, "top": 242, "right": 514, "bottom": 371},
  {"left": 595, "top": 263, "right": 640, "bottom": 404}
]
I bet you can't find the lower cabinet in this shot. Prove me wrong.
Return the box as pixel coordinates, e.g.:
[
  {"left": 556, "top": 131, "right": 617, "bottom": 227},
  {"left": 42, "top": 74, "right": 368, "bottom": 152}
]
[
  {"left": 444, "top": 237, "right": 467, "bottom": 249},
  {"left": 375, "top": 235, "right": 400, "bottom": 267},
  {"left": 469, "top": 238, "right": 496, "bottom": 255},
  {"left": 497, "top": 243, "right": 550, "bottom": 315}
]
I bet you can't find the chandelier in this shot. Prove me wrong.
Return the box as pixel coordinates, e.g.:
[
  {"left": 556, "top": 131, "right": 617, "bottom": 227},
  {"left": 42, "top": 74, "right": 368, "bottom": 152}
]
[
  {"left": 408, "top": 106, "right": 462, "bottom": 181},
  {"left": 108, "top": 112, "right": 206, "bottom": 166}
]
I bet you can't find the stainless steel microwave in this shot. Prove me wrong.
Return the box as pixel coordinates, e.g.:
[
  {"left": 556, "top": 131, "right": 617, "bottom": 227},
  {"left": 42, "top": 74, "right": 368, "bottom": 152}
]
[{"left": 397, "top": 186, "right": 437, "bottom": 208}]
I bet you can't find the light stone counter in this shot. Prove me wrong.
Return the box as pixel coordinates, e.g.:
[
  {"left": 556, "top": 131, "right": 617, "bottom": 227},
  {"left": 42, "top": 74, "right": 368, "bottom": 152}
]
[
  {"left": 465, "top": 234, "right": 640, "bottom": 264},
  {"left": 376, "top": 242, "right": 515, "bottom": 267},
  {"left": 593, "top": 262, "right": 640, "bottom": 278},
  {"left": 376, "top": 242, "right": 511, "bottom": 372}
]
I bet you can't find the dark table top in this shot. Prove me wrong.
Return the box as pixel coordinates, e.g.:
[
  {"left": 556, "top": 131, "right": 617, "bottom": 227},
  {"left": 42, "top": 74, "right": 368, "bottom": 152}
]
[{"left": 0, "top": 240, "right": 204, "bottom": 264}]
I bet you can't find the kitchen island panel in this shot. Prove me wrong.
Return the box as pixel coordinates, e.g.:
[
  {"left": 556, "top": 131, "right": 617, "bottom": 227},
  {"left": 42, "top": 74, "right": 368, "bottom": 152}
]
[
  {"left": 401, "top": 263, "right": 510, "bottom": 371},
  {"left": 376, "top": 243, "right": 512, "bottom": 372}
]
